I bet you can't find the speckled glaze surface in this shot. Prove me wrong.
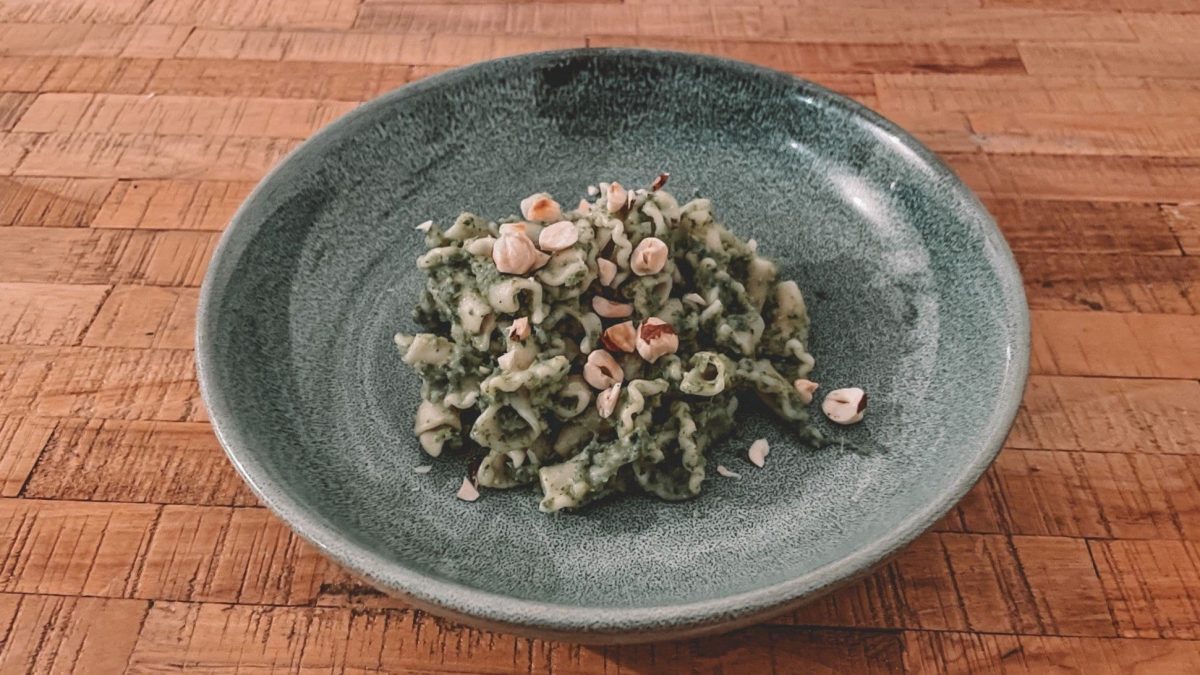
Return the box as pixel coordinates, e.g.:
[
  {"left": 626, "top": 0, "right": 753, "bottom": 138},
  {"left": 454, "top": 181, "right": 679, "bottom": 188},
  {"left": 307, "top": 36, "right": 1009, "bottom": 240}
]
[{"left": 196, "top": 49, "right": 1029, "bottom": 643}]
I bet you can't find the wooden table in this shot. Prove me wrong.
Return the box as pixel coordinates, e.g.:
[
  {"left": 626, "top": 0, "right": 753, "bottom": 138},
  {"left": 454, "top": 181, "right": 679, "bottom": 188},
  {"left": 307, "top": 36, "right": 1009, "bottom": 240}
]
[{"left": 2, "top": 0, "right": 1200, "bottom": 672}]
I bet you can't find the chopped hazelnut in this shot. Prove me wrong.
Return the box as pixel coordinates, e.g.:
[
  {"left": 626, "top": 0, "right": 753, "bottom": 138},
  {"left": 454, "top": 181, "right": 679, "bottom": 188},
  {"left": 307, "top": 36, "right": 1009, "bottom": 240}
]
[
  {"left": 630, "top": 237, "right": 668, "bottom": 276},
  {"left": 601, "top": 321, "right": 636, "bottom": 353},
  {"left": 492, "top": 224, "right": 541, "bottom": 275},
  {"left": 456, "top": 477, "right": 480, "bottom": 502},
  {"left": 635, "top": 317, "right": 679, "bottom": 363},
  {"left": 822, "top": 387, "right": 867, "bottom": 425},
  {"left": 538, "top": 220, "right": 579, "bottom": 252},
  {"left": 597, "top": 258, "right": 618, "bottom": 286},
  {"left": 583, "top": 349, "right": 624, "bottom": 390},
  {"left": 520, "top": 193, "right": 561, "bottom": 222},
  {"left": 592, "top": 296, "right": 633, "bottom": 318},
  {"left": 597, "top": 382, "right": 621, "bottom": 418},
  {"left": 793, "top": 379, "right": 819, "bottom": 405},
  {"left": 508, "top": 317, "right": 530, "bottom": 341},
  {"left": 748, "top": 438, "right": 769, "bottom": 468}
]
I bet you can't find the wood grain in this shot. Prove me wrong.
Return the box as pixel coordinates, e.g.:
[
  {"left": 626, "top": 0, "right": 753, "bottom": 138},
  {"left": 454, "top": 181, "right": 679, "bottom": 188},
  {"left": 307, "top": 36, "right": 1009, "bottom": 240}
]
[
  {"left": 92, "top": 179, "right": 251, "bottom": 230},
  {"left": 984, "top": 199, "right": 1181, "bottom": 255},
  {"left": 0, "top": 228, "right": 217, "bottom": 285},
  {"left": 1018, "top": 253, "right": 1200, "bottom": 314},
  {"left": 0, "top": 282, "right": 110, "bottom": 345},
  {"left": 0, "top": 177, "right": 114, "bottom": 227},
  {"left": 20, "top": 419, "right": 255, "bottom": 506},
  {"left": 1030, "top": 310, "right": 1200, "bottom": 378},
  {"left": 0, "top": 594, "right": 149, "bottom": 675},
  {"left": 589, "top": 36, "right": 1026, "bottom": 74},
  {"left": 1008, "top": 375, "right": 1200, "bottom": 455},
  {"left": 2, "top": 2, "right": 1199, "bottom": 670},
  {"left": 875, "top": 74, "right": 1200, "bottom": 116}
]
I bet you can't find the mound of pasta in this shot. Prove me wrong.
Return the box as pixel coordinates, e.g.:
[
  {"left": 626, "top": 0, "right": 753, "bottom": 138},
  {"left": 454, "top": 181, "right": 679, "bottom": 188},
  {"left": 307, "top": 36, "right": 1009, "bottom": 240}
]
[{"left": 395, "top": 177, "right": 823, "bottom": 512}]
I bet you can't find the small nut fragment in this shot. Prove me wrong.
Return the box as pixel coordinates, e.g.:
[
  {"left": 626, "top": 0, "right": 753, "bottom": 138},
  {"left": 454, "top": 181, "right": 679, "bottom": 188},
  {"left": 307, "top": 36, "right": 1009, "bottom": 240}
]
[
  {"left": 587, "top": 185, "right": 599, "bottom": 197},
  {"left": 592, "top": 296, "right": 633, "bottom": 318},
  {"left": 682, "top": 292, "right": 706, "bottom": 307},
  {"left": 596, "top": 382, "right": 621, "bottom": 418},
  {"left": 635, "top": 317, "right": 679, "bottom": 363},
  {"left": 746, "top": 238, "right": 758, "bottom": 253},
  {"left": 492, "top": 224, "right": 542, "bottom": 275},
  {"left": 583, "top": 349, "right": 624, "bottom": 390},
  {"left": 822, "top": 387, "right": 867, "bottom": 425},
  {"left": 606, "top": 181, "right": 628, "bottom": 213},
  {"left": 413, "top": 465, "right": 432, "bottom": 474},
  {"left": 597, "top": 258, "right": 617, "bottom": 286},
  {"left": 456, "top": 477, "right": 480, "bottom": 502},
  {"left": 601, "top": 321, "right": 636, "bottom": 353},
  {"left": 630, "top": 237, "right": 668, "bottom": 276},
  {"left": 793, "top": 379, "right": 819, "bottom": 405},
  {"left": 507, "top": 317, "right": 530, "bottom": 341},
  {"left": 497, "top": 345, "right": 533, "bottom": 372},
  {"left": 716, "top": 465, "right": 741, "bottom": 479},
  {"left": 576, "top": 198, "right": 591, "bottom": 215},
  {"left": 520, "top": 193, "right": 561, "bottom": 222},
  {"left": 650, "top": 172, "right": 670, "bottom": 191},
  {"left": 415, "top": 220, "right": 433, "bottom": 232},
  {"left": 538, "top": 220, "right": 578, "bottom": 252},
  {"left": 748, "top": 438, "right": 769, "bottom": 468}
]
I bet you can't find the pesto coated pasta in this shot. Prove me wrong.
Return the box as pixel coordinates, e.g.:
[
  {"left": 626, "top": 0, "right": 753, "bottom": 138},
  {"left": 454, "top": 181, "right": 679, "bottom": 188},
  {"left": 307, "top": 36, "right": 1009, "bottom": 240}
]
[{"left": 395, "top": 177, "right": 824, "bottom": 512}]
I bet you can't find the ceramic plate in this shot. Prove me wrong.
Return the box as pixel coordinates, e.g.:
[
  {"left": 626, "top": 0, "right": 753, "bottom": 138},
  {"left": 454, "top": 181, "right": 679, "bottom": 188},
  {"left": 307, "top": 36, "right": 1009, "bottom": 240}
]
[{"left": 196, "top": 49, "right": 1029, "bottom": 643}]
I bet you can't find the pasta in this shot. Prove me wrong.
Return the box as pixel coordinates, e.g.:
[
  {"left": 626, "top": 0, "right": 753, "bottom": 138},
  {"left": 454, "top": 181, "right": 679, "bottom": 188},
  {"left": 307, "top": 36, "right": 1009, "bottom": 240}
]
[{"left": 396, "top": 178, "right": 823, "bottom": 512}]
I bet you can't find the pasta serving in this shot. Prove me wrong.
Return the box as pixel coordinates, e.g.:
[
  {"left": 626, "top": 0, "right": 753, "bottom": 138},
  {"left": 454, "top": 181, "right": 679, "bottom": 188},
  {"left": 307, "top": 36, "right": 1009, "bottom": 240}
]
[{"left": 395, "top": 177, "right": 825, "bottom": 512}]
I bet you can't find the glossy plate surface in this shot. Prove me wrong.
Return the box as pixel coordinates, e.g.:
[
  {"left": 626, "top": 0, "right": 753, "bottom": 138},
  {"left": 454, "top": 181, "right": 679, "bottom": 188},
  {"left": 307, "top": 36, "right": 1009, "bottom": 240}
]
[{"left": 197, "top": 49, "right": 1029, "bottom": 642}]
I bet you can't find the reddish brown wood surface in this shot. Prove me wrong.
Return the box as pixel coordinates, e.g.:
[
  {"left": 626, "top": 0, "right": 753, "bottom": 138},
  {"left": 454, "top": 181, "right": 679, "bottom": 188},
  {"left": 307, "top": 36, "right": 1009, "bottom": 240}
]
[{"left": 1, "top": 1, "right": 1199, "bottom": 672}]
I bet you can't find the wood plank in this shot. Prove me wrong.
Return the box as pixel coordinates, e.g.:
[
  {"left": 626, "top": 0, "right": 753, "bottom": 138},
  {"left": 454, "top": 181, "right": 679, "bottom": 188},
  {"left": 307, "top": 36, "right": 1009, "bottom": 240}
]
[
  {"left": 948, "top": 448, "right": 1200, "bottom": 540},
  {"left": 785, "top": 532, "right": 1113, "bottom": 636},
  {"left": 0, "top": 497, "right": 1117, "bottom": 638},
  {"left": 903, "top": 631, "right": 1200, "bottom": 673},
  {"left": 0, "top": 417, "right": 55, "bottom": 497},
  {"left": 0, "top": 498, "right": 159, "bottom": 596},
  {"left": 1030, "top": 310, "right": 1200, "bottom": 379},
  {"left": 0, "top": 594, "right": 148, "bottom": 675},
  {"left": 14, "top": 93, "right": 358, "bottom": 138},
  {"left": 177, "top": 28, "right": 585, "bottom": 65},
  {"left": 0, "top": 0, "right": 146, "bottom": 24},
  {"left": 0, "top": 132, "right": 36, "bottom": 173},
  {"left": 1125, "top": 12, "right": 1200, "bottom": 44},
  {"left": 14, "top": 132, "right": 299, "bottom": 180},
  {"left": 138, "top": 0, "right": 360, "bottom": 29},
  {"left": 126, "top": 601, "right": 903, "bottom": 674},
  {"left": 1018, "top": 253, "right": 1200, "bottom": 315},
  {"left": 93, "top": 179, "right": 250, "bottom": 231},
  {"left": 0, "top": 23, "right": 192, "bottom": 59},
  {"left": 0, "top": 56, "right": 58, "bottom": 92},
  {"left": 1163, "top": 203, "right": 1200, "bottom": 256},
  {"left": 985, "top": 0, "right": 1200, "bottom": 10},
  {"left": 38, "top": 56, "right": 159, "bottom": 94},
  {"left": 0, "top": 346, "right": 203, "bottom": 422},
  {"left": 1091, "top": 540, "right": 1200, "bottom": 639},
  {"left": 1019, "top": 42, "right": 1200, "bottom": 79},
  {"left": 0, "top": 177, "right": 114, "bottom": 227},
  {"left": 969, "top": 112, "right": 1200, "bottom": 157},
  {"left": 946, "top": 153, "right": 1200, "bottom": 203},
  {"left": 20, "top": 419, "right": 255, "bottom": 506},
  {"left": 0, "top": 282, "right": 109, "bottom": 345},
  {"left": 0, "top": 228, "right": 217, "bottom": 286},
  {"left": 145, "top": 58, "right": 416, "bottom": 100},
  {"left": 589, "top": 36, "right": 1026, "bottom": 75},
  {"left": 356, "top": 5, "right": 1133, "bottom": 42},
  {"left": 1009, "top": 375, "right": 1200, "bottom": 456},
  {"left": 624, "top": 0, "right": 981, "bottom": 6},
  {"left": 82, "top": 285, "right": 196, "bottom": 349},
  {"left": 986, "top": 199, "right": 1181, "bottom": 255},
  {"left": 875, "top": 73, "right": 1200, "bottom": 116},
  {"left": 0, "top": 93, "right": 31, "bottom": 131}
]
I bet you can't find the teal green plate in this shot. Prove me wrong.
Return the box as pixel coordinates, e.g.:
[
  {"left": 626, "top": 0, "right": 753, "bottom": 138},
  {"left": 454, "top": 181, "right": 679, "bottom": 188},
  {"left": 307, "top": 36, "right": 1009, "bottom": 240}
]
[{"left": 196, "top": 49, "right": 1029, "bottom": 643}]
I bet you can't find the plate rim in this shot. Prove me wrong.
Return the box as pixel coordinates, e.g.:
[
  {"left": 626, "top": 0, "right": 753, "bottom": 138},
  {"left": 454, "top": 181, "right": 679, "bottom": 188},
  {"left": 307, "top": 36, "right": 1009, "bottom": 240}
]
[{"left": 195, "top": 47, "right": 1031, "bottom": 640}]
